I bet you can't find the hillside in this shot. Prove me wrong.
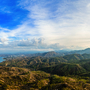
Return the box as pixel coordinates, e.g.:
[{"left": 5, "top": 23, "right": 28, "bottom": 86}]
[
  {"left": 1, "top": 53, "right": 90, "bottom": 89},
  {"left": 63, "top": 54, "right": 90, "bottom": 62},
  {"left": 0, "top": 56, "right": 67, "bottom": 70},
  {"left": 1, "top": 55, "right": 90, "bottom": 77},
  {"left": 1, "top": 54, "right": 90, "bottom": 70},
  {"left": 40, "top": 63, "right": 86, "bottom": 76},
  {"left": 0, "top": 66, "right": 90, "bottom": 90},
  {"left": 0, "top": 66, "right": 50, "bottom": 90}
]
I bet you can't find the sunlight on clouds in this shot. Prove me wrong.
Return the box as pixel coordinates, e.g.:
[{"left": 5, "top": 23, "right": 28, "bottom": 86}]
[
  {"left": 0, "top": 38, "right": 8, "bottom": 43},
  {"left": 87, "top": 3, "right": 90, "bottom": 8},
  {"left": 0, "top": 0, "right": 90, "bottom": 51},
  {"left": 0, "top": 38, "right": 67, "bottom": 51}
]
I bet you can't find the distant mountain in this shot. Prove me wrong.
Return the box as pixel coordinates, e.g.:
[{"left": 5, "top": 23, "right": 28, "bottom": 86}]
[
  {"left": 41, "top": 48, "right": 90, "bottom": 57},
  {"left": 37, "top": 48, "right": 90, "bottom": 57},
  {"left": 63, "top": 53, "right": 90, "bottom": 62},
  {"left": 1, "top": 48, "right": 90, "bottom": 58},
  {"left": 42, "top": 51, "right": 58, "bottom": 57},
  {"left": 23, "top": 51, "right": 60, "bottom": 57},
  {"left": 56, "top": 48, "right": 90, "bottom": 56},
  {"left": 68, "top": 48, "right": 90, "bottom": 54}
]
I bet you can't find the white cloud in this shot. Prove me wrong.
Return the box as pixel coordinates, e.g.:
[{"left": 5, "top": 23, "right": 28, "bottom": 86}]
[
  {"left": 1, "top": 0, "right": 90, "bottom": 51},
  {"left": 0, "top": 37, "right": 67, "bottom": 51},
  {"left": 0, "top": 38, "right": 8, "bottom": 43}
]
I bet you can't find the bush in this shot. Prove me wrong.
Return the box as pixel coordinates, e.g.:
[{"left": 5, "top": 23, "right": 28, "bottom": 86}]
[
  {"left": 37, "top": 79, "right": 49, "bottom": 89},
  {"left": 50, "top": 75, "right": 66, "bottom": 84}
]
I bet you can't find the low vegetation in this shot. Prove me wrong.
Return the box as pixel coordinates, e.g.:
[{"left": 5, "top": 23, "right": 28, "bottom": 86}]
[
  {"left": 1, "top": 53, "right": 90, "bottom": 89},
  {"left": 0, "top": 66, "right": 90, "bottom": 90}
]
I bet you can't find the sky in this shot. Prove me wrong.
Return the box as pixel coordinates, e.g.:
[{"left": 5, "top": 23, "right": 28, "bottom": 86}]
[{"left": 0, "top": 0, "right": 90, "bottom": 53}]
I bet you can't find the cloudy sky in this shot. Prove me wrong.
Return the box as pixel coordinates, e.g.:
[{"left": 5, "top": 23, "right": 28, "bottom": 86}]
[{"left": 0, "top": 0, "right": 90, "bottom": 53}]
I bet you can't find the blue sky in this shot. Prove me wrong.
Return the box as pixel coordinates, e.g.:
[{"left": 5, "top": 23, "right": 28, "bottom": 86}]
[{"left": 0, "top": 0, "right": 90, "bottom": 53}]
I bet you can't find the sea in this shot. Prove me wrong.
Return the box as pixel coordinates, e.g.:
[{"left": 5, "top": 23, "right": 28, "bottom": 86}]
[{"left": 0, "top": 57, "right": 5, "bottom": 62}]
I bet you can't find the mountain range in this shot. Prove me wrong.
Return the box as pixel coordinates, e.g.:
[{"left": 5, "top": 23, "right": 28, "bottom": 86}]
[{"left": 1, "top": 48, "right": 90, "bottom": 89}]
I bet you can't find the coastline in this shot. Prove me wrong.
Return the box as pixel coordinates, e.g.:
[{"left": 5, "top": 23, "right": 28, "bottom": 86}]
[{"left": 0, "top": 57, "right": 5, "bottom": 62}]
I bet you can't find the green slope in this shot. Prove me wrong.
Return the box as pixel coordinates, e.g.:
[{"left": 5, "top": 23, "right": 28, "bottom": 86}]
[
  {"left": 0, "top": 66, "right": 90, "bottom": 90},
  {"left": 40, "top": 63, "right": 86, "bottom": 76}
]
